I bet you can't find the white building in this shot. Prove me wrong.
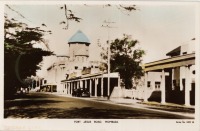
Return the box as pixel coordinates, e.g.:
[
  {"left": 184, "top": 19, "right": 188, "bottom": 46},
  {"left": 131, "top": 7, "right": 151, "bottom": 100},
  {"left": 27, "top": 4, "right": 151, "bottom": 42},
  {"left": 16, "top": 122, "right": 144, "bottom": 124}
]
[
  {"left": 44, "top": 30, "right": 120, "bottom": 96},
  {"left": 143, "top": 41, "right": 195, "bottom": 106}
]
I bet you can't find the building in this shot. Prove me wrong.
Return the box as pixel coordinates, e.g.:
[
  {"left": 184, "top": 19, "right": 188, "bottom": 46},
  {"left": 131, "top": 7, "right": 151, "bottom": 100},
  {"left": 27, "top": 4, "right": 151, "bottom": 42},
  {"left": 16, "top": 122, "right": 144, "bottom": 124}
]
[
  {"left": 143, "top": 42, "right": 195, "bottom": 106},
  {"left": 61, "top": 30, "right": 120, "bottom": 97},
  {"left": 43, "top": 55, "right": 69, "bottom": 93},
  {"left": 44, "top": 30, "right": 120, "bottom": 97}
]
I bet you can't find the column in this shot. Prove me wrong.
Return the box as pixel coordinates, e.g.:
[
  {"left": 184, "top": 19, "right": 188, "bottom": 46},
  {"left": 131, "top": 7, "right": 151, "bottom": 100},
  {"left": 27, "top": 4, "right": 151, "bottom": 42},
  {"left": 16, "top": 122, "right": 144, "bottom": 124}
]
[
  {"left": 66, "top": 83, "right": 68, "bottom": 94},
  {"left": 185, "top": 65, "right": 191, "bottom": 106},
  {"left": 107, "top": 76, "right": 110, "bottom": 97},
  {"left": 118, "top": 72, "right": 120, "bottom": 88},
  {"left": 144, "top": 72, "right": 148, "bottom": 102},
  {"left": 152, "top": 80, "right": 155, "bottom": 90},
  {"left": 172, "top": 68, "right": 174, "bottom": 90},
  {"left": 95, "top": 78, "right": 98, "bottom": 97},
  {"left": 85, "top": 79, "right": 87, "bottom": 90},
  {"left": 64, "top": 84, "right": 66, "bottom": 94},
  {"left": 68, "top": 82, "right": 70, "bottom": 94},
  {"left": 77, "top": 81, "right": 79, "bottom": 89},
  {"left": 161, "top": 69, "right": 166, "bottom": 104},
  {"left": 101, "top": 77, "right": 104, "bottom": 97},
  {"left": 80, "top": 80, "right": 83, "bottom": 88},
  {"left": 180, "top": 66, "right": 183, "bottom": 91},
  {"left": 90, "top": 79, "right": 92, "bottom": 96},
  {"left": 70, "top": 82, "right": 73, "bottom": 95},
  {"left": 67, "top": 83, "right": 68, "bottom": 94}
]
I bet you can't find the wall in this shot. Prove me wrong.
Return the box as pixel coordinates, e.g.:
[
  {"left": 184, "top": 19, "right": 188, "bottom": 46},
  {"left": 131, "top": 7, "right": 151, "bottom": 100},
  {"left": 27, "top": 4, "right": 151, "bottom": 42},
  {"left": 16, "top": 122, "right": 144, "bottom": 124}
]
[{"left": 69, "top": 43, "right": 89, "bottom": 61}]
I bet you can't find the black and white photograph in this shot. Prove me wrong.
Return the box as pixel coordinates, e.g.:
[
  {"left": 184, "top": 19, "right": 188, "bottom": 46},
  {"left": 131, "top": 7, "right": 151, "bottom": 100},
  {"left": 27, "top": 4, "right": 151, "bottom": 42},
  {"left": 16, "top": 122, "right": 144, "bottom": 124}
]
[{"left": 1, "top": 0, "right": 200, "bottom": 131}]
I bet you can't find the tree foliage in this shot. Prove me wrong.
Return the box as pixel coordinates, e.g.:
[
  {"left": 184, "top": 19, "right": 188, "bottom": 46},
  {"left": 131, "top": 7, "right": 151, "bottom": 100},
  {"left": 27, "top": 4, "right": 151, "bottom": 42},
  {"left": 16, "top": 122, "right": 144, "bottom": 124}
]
[
  {"left": 4, "top": 15, "right": 53, "bottom": 99},
  {"left": 103, "top": 35, "right": 145, "bottom": 89},
  {"left": 60, "top": 4, "right": 138, "bottom": 30}
]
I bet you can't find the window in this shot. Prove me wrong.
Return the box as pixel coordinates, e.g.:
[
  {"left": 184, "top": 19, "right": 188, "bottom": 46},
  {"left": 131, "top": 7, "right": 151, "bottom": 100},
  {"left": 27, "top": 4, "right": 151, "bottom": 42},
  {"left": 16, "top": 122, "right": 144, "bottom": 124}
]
[
  {"left": 155, "top": 82, "right": 161, "bottom": 90},
  {"left": 75, "top": 66, "right": 78, "bottom": 70},
  {"left": 82, "top": 57, "right": 84, "bottom": 62},
  {"left": 147, "top": 81, "right": 151, "bottom": 87}
]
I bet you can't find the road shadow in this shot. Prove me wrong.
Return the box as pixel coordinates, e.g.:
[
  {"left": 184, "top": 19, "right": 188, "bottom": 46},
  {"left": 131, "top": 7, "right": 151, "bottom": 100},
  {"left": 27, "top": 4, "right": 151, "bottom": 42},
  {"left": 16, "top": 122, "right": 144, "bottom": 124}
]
[
  {"left": 5, "top": 107, "right": 192, "bottom": 119},
  {"left": 4, "top": 99, "right": 64, "bottom": 118}
]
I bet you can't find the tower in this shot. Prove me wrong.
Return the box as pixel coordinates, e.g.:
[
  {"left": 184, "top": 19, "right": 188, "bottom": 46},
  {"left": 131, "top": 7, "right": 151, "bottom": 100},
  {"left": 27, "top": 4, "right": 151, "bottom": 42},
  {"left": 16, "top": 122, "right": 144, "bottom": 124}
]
[{"left": 68, "top": 30, "right": 90, "bottom": 62}]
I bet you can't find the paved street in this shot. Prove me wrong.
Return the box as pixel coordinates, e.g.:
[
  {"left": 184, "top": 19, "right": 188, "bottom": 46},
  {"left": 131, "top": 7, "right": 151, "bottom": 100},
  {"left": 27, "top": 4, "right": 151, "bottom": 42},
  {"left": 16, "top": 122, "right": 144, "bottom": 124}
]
[{"left": 4, "top": 92, "right": 194, "bottom": 119}]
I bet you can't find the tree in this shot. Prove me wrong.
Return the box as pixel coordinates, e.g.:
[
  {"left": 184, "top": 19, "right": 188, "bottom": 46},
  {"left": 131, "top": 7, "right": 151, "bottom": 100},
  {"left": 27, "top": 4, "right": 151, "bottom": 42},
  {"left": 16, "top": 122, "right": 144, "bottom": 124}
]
[
  {"left": 60, "top": 4, "right": 138, "bottom": 30},
  {"left": 4, "top": 15, "right": 53, "bottom": 99},
  {"left": 102, "top": 34, "right": 145, "bottom": 89}
]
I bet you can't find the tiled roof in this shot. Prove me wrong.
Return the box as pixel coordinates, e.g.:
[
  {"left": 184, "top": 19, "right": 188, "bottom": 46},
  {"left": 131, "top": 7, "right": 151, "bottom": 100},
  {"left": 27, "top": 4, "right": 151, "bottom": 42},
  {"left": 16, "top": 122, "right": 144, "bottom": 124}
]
[{"left": 68, "top": 30, "right": 90, "bottom": 44}]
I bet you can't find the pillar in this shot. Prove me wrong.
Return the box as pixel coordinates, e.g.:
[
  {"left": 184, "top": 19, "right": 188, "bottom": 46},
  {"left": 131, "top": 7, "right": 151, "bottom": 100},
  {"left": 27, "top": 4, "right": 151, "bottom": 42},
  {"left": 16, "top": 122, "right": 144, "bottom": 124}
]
[
  {"left": 76, "top": 81, "right": 78, "bottom": 89},
  {"left": 64, "top": 84, "right": 66, "bottom": 94},
  {"left": 67, "top": 83, "right": 69, "bottom": 94},
  {"left": 95, "top": 78, "right": 98, "bottom": 97},
  {"left": 69, "top": 83, "right": 71, "bottom": 94},
  {"left": 118, "top": 72, "right": 120, "bottom": 88},
  {"left": 70, "top": 82, "right": 73, "bottom": 94},
  {"left": 66, "top": 83, "right": 67, "bottom": 94},
  {"left": 152, "top": 80, "right": 155, "bottom": 90},
  {"left": 144, "top": 72, "right": 148, "bottom": 102},
  {"left": 161, "top": 69, "right": 166, "bottom": 104},
  {"left": 82, "top": 80, "right": 84, "bottom": 89},
  {"left": 172, "top": 68, "right": 175, "bottom": 90},
  {"left": 90, "top": 79, "right": 92, "bottom": 96},
  {"left": 101, "top": 77, "right": 104, "bottom": 97},
  {"left": 107, "top": 75, "right": 110, "bottom": 97},
  {"left": 85, "top": 79, "right": 87, "bottom": 90},
  {"left": 180, "top": 66, "right": 183, "bottom": 91},
  {"left": 185, "top": 65, "right": 191, "bottom": 106}
]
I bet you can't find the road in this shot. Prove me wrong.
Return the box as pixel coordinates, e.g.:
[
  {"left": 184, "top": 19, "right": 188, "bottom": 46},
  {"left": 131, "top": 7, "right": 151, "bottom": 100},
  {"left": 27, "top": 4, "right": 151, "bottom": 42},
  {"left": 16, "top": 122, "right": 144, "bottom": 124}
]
[{"left": 4, "top": 92, "right": 193, "bottom": 119}]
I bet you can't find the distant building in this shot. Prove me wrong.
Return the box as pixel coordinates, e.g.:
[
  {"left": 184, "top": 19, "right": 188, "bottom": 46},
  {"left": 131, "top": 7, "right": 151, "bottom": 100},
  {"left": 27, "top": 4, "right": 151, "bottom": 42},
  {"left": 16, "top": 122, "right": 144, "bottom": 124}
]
[
  {"left": 44, "top": 55, "right": 69, "bottom": 93},
  {"left": 143, "top": 41, "right": 195, "bottom": 106}
]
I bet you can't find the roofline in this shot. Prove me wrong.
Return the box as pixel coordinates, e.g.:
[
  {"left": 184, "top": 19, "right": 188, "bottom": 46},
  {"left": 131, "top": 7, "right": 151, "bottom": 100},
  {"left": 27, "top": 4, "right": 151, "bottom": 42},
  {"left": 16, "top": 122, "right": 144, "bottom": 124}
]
[
  {"left": 144, "top": 53, "right": 195, "bottom": 67},
  {"left": 61, "top": 72, "right": 119, "bottom": 82},
  {"left": 68, "top": 42, "right": 90, "bottom": 44},
  {"left": 56, "top": 55, "right": 70, "bottom": 57}
]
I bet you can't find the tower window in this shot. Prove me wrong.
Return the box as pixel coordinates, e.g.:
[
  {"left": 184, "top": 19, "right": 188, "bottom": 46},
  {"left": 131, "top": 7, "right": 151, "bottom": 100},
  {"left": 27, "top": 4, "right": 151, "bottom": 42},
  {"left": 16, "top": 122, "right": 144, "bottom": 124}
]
[
  {"left": 147, "top": 81, "right": 151, "bottom": 87},
  {"left": 82, "top": 57, "right": 84, "bottom": 62}
]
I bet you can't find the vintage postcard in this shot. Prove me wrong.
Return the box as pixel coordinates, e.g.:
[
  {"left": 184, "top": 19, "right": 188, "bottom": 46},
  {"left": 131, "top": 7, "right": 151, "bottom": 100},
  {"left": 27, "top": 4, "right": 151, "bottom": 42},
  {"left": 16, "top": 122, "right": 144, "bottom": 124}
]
[{"left": 1, "top": 0, "right": 200, "bottom": 131}]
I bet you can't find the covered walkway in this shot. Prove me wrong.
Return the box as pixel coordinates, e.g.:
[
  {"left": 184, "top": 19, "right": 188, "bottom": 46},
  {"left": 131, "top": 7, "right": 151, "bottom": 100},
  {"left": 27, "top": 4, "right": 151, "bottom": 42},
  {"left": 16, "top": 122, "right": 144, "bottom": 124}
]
[
  {"left": 144, "top": 53, "right": 195, "bottom": 106},
  {"left": 61, "top": 72, "right": 120, "bottom": 97}
]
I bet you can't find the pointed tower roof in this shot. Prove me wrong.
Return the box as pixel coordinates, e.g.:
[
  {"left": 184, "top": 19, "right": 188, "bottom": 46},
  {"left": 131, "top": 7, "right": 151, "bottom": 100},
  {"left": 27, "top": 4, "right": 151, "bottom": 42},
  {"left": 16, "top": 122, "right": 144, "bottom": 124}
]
[{"left": 68, "top": 30, "right": 90, "bottom": 44}]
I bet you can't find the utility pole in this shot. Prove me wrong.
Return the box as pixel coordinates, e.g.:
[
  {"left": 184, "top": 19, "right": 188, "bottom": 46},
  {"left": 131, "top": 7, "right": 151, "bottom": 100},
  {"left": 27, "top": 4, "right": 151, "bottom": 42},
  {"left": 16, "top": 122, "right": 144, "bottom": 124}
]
[{"left": 101, "top": 20, "right": 116, "bottom": 99}]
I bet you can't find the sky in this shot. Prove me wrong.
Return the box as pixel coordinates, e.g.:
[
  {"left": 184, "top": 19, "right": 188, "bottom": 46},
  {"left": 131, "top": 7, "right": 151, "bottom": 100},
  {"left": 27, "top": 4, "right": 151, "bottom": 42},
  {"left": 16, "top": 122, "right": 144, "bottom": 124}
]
[{"left": 4, "top": 2, "right": 196, "bottom": 76}]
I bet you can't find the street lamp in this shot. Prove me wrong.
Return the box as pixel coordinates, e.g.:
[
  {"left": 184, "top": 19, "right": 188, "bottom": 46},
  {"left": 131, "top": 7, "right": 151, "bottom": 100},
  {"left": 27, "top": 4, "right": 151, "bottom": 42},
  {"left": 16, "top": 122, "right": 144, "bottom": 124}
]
[{"left": 101, "top": 20, "right": 116, "bottom": 99}]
